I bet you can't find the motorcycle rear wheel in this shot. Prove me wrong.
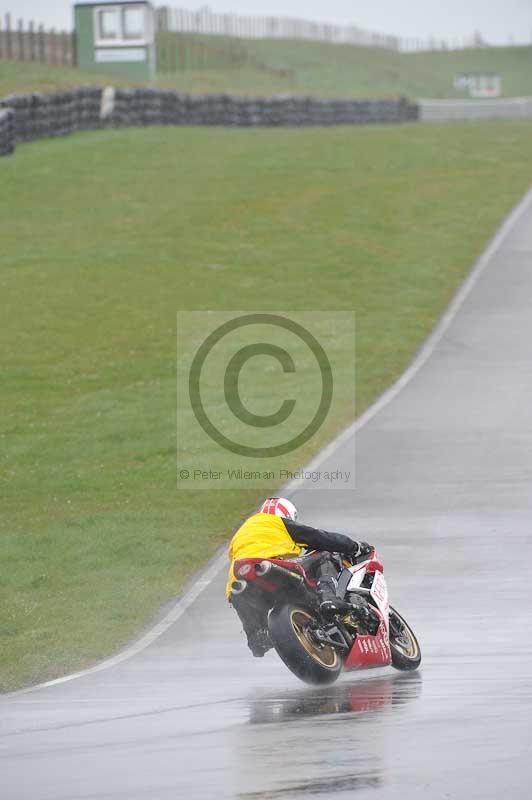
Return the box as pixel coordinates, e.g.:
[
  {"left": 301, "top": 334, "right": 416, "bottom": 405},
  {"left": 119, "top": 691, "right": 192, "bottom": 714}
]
[
  {"left": 388, "top": 606, "right": 421, "bottom": 671},
  {"left": 268, "top": 604, "right": 343, "bottom": 685}
]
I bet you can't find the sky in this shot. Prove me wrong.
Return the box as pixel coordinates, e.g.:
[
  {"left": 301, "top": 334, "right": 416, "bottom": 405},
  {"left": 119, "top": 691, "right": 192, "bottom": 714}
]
[{"left": 0, "top": 0, "right": 530, "bottom": 46}]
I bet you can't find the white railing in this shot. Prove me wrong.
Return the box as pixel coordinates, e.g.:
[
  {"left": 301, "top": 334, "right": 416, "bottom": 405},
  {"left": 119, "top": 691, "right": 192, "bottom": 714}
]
[
  {"left": 419, "top": 97, "right": 532, "bottom": 121},
  {"left": 156, "top": 6, "right": 401, "bottom": 50}
]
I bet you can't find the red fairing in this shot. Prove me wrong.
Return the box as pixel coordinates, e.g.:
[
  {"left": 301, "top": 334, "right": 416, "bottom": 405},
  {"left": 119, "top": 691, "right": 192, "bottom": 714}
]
[
  {"left": 233, "top": 557, "right": 317, "bottom": 590},
  {"left": 351, "top": 557, "right": 384, "bottom": 575},
  {"left": 365, "top": 558, "right": 385, "bottom": 573},
  {"left": 344, "top": 621, "right": 392, "bottom": 670}
]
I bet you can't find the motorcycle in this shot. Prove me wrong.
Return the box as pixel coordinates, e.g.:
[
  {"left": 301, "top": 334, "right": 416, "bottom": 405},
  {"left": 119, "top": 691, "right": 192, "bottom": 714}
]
[{"left": 231, "top": 547, "right": 421, "bottom": 685}]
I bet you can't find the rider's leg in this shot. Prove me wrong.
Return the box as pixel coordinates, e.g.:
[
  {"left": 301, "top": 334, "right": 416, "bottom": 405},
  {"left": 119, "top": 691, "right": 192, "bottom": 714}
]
[
  {"left": 229, "top": 593, "right": 270, "bottom": 657},
  {"left": 314, "top": 555, "right": 353, "bottom": 617},
  {"left": 314, "top": 556, "right": 379, "bottom": 631}
]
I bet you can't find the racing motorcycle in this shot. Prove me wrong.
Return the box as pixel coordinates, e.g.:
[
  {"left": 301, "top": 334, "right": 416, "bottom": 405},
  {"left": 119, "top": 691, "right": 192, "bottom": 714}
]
[{"left": 231, "top": 547, "right": 421, "bottom": 685}]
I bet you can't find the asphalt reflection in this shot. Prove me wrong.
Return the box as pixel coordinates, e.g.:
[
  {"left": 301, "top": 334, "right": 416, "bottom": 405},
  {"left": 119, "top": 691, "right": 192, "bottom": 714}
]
[
  {"left": 248, "top": 672, "right": 422, "bottom": 725},
  {"left": 233, "top": 674, "right": 421, "bottom": 799},
  {"left": 237, "top": 772, "right": 382, "bottom": 798}
]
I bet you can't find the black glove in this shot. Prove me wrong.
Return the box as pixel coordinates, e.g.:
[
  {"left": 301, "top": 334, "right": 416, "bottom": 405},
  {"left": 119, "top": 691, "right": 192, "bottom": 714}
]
[{"left": 351, "top": 541, "right": 373, "bottom": 558}]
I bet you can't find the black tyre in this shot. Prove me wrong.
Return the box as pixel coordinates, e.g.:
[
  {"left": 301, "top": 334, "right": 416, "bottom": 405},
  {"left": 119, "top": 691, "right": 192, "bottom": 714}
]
[
  {"left": 268, "top": 604, "right": 343, "bottom": 685},
  {"left": 389, "top": 606, "right": 421, "bottom": 671}
]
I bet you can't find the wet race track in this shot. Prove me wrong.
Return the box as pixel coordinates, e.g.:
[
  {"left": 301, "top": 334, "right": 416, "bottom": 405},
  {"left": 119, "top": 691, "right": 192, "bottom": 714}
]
[{"left": 2, "top": 191, "right": 532, "bottom": 799}]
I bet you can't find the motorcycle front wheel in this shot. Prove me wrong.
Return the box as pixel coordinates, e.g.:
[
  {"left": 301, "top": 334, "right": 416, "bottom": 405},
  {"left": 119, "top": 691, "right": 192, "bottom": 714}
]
[
  {"left": 388, "top": 606, "right": 421, "bottom": 671},
  {"left": 268, "top": 604, "right": 343, "bottom": 685}
]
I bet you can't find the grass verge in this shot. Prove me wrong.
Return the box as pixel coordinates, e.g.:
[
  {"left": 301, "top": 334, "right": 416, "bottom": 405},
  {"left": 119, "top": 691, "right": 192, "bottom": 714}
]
[{"left": 2, "top": 121, "right": 532, "bottom": 690}]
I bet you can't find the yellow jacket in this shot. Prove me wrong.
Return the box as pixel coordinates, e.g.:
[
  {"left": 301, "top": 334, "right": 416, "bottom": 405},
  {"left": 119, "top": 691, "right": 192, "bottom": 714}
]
[{"left": 225, "top": 512, "right": 302, "bottom": 598}]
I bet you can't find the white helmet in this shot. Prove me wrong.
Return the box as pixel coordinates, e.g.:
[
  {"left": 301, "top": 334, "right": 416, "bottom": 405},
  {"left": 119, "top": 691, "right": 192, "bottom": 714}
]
[{"left": 259, "top": 497, "right": 298, "bottom": 522}]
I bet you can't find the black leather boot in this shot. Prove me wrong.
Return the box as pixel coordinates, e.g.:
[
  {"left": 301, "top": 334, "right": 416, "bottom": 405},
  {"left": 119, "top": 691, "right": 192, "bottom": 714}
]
[
  {"left": 317, "top": 578, "right": 353, "bottom": 619},
  {"left": 247, "top": 628, "right": 271, "bottom": 657}
]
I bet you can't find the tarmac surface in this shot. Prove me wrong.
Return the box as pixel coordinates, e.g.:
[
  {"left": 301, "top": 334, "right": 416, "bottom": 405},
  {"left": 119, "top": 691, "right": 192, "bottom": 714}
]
[{"left": 2, "top": 191, "right": 532, "bottom": 798}]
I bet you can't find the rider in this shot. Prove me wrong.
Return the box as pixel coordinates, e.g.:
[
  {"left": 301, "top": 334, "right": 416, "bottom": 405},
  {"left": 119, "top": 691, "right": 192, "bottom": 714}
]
[{"left": 226, "top": 497, "right": 375, "bottom": 656}]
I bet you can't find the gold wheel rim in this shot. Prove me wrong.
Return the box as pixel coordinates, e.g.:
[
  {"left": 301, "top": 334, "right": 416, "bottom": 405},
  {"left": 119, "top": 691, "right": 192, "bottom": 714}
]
[
  {"left": 289, "top": 609, "right": 339, "bottom": 669},
  {"left": 391, "top": 614, "right": 419, "bottom": 659}
]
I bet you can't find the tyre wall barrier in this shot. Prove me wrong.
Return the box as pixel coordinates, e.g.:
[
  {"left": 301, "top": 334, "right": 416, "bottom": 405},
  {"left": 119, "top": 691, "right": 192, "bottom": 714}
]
[
  {"left": 0, "top": 86, "right": 103, "bottom": 151},
  {"left": 0, "top": 107, "right": 16, "bottom": 156},
  {"left": 0, "top": 87, "right": 419, "bottom": 157},
  {"left": 107, "top": 90, "right": 418, "bottom": 128}
]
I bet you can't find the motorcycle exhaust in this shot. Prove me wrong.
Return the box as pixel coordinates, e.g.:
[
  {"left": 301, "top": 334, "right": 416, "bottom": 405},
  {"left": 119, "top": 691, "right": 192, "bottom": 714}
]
[
  {"left": 256, "top": 561, "right": 304, "bottom": 583},
  {"left": 236, "top": 562, "right": 317, "bottom": 607}
]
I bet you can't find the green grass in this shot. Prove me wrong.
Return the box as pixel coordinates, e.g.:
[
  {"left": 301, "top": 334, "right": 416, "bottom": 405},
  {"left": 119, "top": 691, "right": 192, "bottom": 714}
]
[
  {"left": 0, "top": 60, "right": 129, "bottom": 97},
  {"left": 243, "top": 39, "right": 532, "bottom": 98},
  {"left": 2, "top": 39, "right": 532, "bottom": 98},
  {"left": 2, "top": 121, "right": 532, "bottom": 690}
]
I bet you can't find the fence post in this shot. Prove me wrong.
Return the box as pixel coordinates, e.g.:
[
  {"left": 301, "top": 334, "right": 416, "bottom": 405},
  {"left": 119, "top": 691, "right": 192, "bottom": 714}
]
[
  {"left": 28, "top": 20, "right": 35, "bottom": 61},
  {"left": 17, "top": 17, "right": 23, "bottom": 60},
  {"left": 171, "top": 31, "right": 178, "bottom": 71},
  {"left": 158, "top": 6, "right": 169, "bottom": 32},
  {"left": 38, "top": 23, "right": 45, "bottom": 63},
  {"left": 166, "top": 31, "right": 172, "bottom": 72},
  {"left": 61, "top": 30, "right": 68, "bottom": 65},
  {"left": 4, "top": 14, "right": 11, "bottom": 59},
  {"left": 50, "top": 27, "right": 56, "bottom": 64}
]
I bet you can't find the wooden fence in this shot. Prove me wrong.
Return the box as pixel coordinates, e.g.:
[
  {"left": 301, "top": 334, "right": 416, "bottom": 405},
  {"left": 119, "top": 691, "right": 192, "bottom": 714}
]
[
  {"left": 0, "top": 14, "right": 75, "bottom": 66},
  {"left": 156, "top": 6, "right": 400, "bottom": 49},
  {"left": 155, "top": 8, "right": 506, "bottom": 52},
  {"left": 156, "top": 32, "right": 249, "bottom": 72},
  {"left": 0, "top": 12, "right": 278, "bottom": 76},
  {"left": 0, "top": 8, "right": 502, "bottom": 75},
  {"left": 155, "top": 32, "right": 294, "bottom": 77}
]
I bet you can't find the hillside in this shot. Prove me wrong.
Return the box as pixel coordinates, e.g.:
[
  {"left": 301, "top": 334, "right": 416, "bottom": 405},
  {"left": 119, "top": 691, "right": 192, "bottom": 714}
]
[
  {"left": 1, "top": 39, "right": 532, "bottom": 99},
  {"left": 244, "top": 39, "right": 532, "bottom": 98}
]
